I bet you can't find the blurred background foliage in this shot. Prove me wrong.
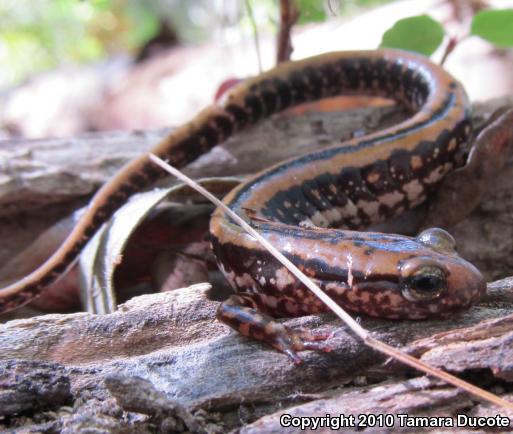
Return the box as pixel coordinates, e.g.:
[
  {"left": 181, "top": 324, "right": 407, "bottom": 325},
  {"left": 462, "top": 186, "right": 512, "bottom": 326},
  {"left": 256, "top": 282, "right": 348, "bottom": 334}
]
[{"left": 0, "top": 0, "right": 394, "bottom": 89}]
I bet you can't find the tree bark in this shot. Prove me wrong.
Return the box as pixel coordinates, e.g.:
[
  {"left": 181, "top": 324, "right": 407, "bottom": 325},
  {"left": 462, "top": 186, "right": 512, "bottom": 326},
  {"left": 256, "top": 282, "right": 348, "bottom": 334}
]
[{"left": 1, "top": 97, "right": 513, "bottom": 432}]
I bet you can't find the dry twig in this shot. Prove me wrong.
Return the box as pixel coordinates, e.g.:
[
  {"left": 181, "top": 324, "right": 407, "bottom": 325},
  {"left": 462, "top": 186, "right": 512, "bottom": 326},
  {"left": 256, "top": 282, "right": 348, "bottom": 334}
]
[
  {"left": 149, "top": 153, "right": 513, "bottom": 412},
  {"left": 276, "top": 0, "right": 300, "bottom": 63}
]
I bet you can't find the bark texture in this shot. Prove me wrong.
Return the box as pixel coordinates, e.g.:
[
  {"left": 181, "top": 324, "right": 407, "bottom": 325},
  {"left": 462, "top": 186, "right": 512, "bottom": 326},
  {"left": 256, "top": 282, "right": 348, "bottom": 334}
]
[{"left": 1, "top": 97, "right": 513, "bottom": 432}]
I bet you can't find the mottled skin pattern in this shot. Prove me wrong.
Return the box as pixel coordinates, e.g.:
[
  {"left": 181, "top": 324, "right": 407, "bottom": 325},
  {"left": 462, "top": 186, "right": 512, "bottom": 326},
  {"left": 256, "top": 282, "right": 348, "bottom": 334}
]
[
  {"left": 209, "top": 50, "right": 486, "bottom": 359},
  {"left": 0, "top": 50, "right": 486, "bottom": 361}
]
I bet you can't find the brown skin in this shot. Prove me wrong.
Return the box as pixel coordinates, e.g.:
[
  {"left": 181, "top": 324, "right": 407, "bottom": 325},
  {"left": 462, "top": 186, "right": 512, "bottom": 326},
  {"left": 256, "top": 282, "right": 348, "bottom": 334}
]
[
  {"left": 210, "top": 51, "right": 486, "bottom": 360},
  {"left": 0, "top": 51, "right": 492, "bottom": 364},
  {"left": 213, "top": 227, "right": 485, "bottom": 361}
]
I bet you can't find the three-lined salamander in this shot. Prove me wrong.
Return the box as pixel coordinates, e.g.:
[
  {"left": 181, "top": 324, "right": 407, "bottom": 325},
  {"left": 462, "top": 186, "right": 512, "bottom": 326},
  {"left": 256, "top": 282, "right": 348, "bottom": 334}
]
[{"left": 0, "top": 49, "right": 486, "bottom": 360}]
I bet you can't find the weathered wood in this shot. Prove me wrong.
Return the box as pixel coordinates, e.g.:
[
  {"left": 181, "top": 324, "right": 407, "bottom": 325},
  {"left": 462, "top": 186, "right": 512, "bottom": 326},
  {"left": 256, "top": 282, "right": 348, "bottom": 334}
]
[
  {"left": 0, "top": 102, "right": 404, "bottom": 266},
  {"left": 1, "top": 98, "right": 512, "bottom": 278},
  {"left": 239, "top": 377, "right": 513, "bottom": 433},
  {"left": 0, "top": 359, "right": 71, "bottom": 417},
  {"left": 1, "top": 98, "right": 513, "bottom": 432},
  {"left": 1, "top": 279, "right": 513, "bottom": 431}
]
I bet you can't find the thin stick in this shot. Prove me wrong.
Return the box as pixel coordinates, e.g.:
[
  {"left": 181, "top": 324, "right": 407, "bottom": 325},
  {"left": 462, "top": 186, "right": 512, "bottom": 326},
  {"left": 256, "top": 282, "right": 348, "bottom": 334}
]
[
  {"left": 276, "top": 0, "right": 299, "bottom": 64},
  {"left": 148, "top": 155, "right": 367, "bottom": 340},
  {"left": 367, "top": 338, "right": 513, "bottom": 409},
  {"left": 244, "top": 0, "right": 263, "bottom": 73},
  {"left": 149, "top": 153, "right": 513, "bottom": 411},
  {"left": 440, "top": 36, "right": 458, "bottom": 66}
]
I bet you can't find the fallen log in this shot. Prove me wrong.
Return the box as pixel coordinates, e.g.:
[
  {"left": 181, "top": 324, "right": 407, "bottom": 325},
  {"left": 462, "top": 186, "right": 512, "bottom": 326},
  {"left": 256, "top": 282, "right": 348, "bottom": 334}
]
[{"left": 1, "top": 97, "right": 513, "bottom": 432}]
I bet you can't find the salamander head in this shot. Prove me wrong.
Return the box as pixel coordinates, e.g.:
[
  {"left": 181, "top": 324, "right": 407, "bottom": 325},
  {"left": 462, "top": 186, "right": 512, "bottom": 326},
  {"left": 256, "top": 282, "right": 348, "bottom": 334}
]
[
  {"left": 399, "top": 228, "right": 485, "bottom": 315},
  {"left": 212, "top": 220, "right": 485, "bottom": 320},
  {"left": 372, "top": 227, "right": 485, "bottom": 318},
  {"left": 319, "top": 227, "right": 486, "bottom": 319}
]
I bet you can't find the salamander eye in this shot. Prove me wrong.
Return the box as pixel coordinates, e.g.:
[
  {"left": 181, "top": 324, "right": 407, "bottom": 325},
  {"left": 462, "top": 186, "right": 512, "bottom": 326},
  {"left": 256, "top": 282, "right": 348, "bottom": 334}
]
[
  {"left": 416, "top": 228, "right": 456, "bottom": 253},
  {"left": 400, "top": 262, "right": 447, "bottom": 302}
]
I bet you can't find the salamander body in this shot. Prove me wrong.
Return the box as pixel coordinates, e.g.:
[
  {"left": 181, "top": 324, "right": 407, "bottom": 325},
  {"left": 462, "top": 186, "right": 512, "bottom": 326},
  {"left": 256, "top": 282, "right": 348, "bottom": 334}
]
[{"left": 0, "top": 50, "right": 485, "bottom": 357}]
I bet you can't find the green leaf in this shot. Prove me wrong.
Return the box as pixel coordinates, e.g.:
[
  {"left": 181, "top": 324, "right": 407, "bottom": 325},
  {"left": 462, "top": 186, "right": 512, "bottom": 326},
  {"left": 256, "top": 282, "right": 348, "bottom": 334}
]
[
  {"left": 471, "top": 9, "right": 513, "bottom": 47},
  {"left": 296, "top": 0, "right": 326, "bottom": 24},
  {"left": 90, "top": 0, "right": 112, "bottom": 10},
  {"left": 379, "top": 15, "right": 445, "bottom": 56}
]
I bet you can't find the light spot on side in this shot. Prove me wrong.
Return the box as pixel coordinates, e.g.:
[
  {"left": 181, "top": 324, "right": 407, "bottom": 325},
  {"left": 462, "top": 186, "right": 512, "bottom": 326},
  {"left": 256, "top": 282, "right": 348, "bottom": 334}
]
[
  {"left": 356, "top": 200, "right": 380, "bottom": 219},
  {"left": 402, "top": 179, "right": 424, "bottom": 202},
  {"left": 448, "top": 138, "right": 458, "bottom": 152},
  {"left": 423, "top": 166, "right": 445, "bottom": 184},
  {"left": 275, "top": 267, "right": 295, "bottom": 290},
  {"left": 310, "top": 211, "right": 330, "bottom": 227},
  {"left": 410, "top": 155, "right": 423, "bottom": 170},
  {"left": 367, "top": 172, "right": 380, "bottom": 184},
  {"left": 379, "top": 191, "right": 404, "bottom": 208},
  {"left": 322, "top": 207, "right": 342, "bottom": 224}
]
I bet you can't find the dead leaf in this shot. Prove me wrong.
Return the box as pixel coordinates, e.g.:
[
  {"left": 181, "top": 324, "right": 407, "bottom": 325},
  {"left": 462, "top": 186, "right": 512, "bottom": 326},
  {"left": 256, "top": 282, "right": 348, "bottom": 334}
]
[{"left": 78, "top": 178, "right": 240, "bottom": 314}]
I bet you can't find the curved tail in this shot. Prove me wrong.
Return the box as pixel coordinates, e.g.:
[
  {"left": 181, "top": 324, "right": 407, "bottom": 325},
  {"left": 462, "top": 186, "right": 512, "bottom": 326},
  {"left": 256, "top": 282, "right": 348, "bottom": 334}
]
[
  {"left": 0, "top": 49, "right": 460, "bottom": 313},
  {"left": 0, "top": 104, "right": 234, "bottom": 312}
]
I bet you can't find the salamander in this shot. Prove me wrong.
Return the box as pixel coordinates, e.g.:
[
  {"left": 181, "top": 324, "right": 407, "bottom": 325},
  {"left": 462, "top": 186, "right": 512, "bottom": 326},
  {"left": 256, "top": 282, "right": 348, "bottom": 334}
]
[{"left": 0, "top": 49, "right": 486, "bottom": 361}]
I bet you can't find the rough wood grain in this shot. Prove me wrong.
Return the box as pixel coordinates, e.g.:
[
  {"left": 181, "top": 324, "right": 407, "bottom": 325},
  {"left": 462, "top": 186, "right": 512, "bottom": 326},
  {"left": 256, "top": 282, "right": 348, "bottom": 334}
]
[
  {"left": 1, "top": 98, "right": 512, "bottom": 278},
  {"left": 1, "top": 98, "right": 513, "bottom": 432},
  {"left": 0, "top": 359, "right": 71, "bottom": 417},
  {"left": 0, "top": 101, "right": 404, "bottom": 266},
  {"left": 1, "top": 279, "right": 513, "bottom": 432}
]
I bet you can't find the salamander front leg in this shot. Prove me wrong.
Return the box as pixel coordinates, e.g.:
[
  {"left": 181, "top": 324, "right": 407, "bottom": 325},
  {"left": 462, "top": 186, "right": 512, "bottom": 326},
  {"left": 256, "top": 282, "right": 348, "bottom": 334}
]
[
  {"left": 424, "top": 108, "right": 513, "bottom": 228},
  {"left": 217, "top": 293, "right": 331, "bottom": 363}
]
